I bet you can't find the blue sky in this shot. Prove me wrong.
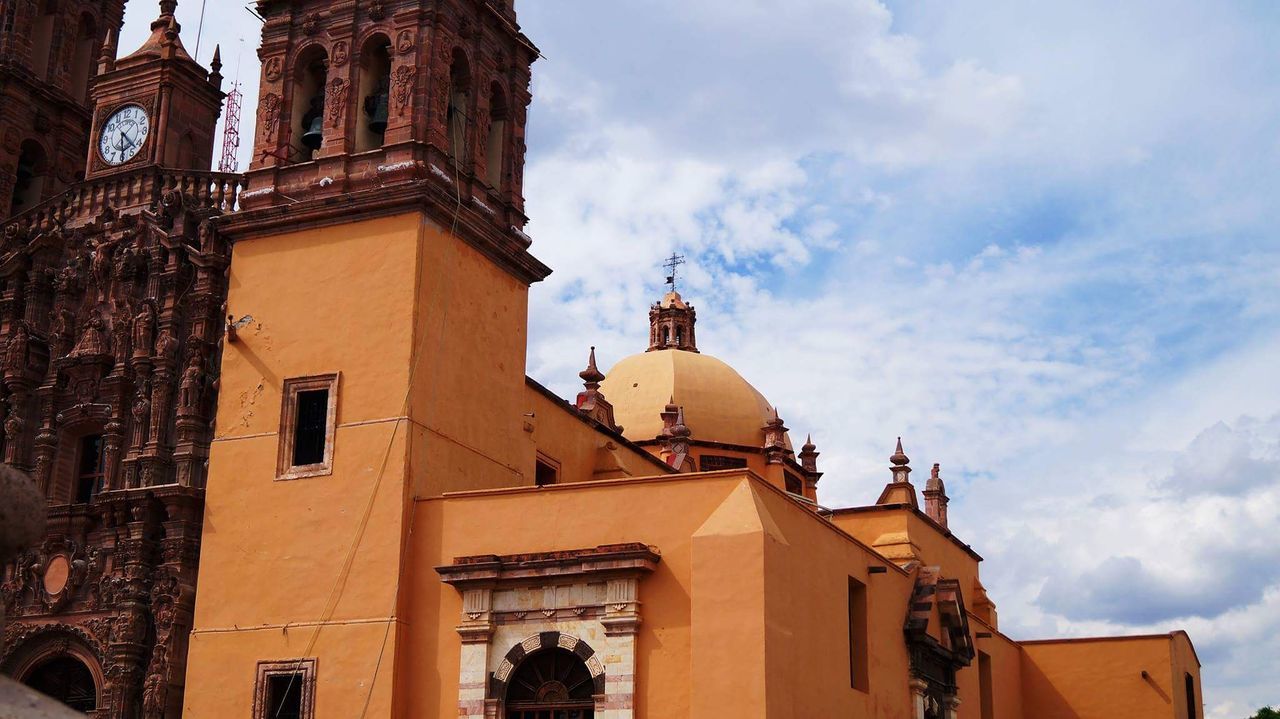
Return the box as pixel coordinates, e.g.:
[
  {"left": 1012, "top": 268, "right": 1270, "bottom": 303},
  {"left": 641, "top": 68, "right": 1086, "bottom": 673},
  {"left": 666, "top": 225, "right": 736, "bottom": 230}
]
[{"left": 125, "top": 1, "right": 1280, "bottom": 715}]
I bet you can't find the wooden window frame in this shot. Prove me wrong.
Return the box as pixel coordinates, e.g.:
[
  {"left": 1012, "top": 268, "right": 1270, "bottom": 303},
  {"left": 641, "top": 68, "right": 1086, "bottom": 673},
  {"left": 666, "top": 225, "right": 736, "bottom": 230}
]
[
  {"left": 276, "top": 374, "right": 339, "bottom": 481},
  {"left": 253, "top": 658, "right": 317, "bottom": 719}
]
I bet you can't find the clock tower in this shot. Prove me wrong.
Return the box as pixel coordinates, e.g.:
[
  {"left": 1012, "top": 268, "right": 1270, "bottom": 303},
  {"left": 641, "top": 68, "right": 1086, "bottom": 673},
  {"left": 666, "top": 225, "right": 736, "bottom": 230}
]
[{"left": 85, "top": 0, "right": 225, "bottom": 180}]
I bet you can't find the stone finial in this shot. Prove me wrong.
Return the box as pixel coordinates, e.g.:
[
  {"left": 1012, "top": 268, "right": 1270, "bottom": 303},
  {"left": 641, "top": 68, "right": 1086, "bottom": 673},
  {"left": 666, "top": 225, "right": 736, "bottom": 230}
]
[
  {"left": 575, "top": 347, "right": 617, "bottom": 431},
  {"left": 579, "top": 346, "right": 605, "bottom": 387},
  {"left": 98, "top": 28, "right": 118, "bottom": 73},
  {"left": 762, "top": 407, "right": 790, "bottom": 464},
  {"left": 923, "top": 462, "right": 950, "bottom": 529},
  {"left": 799, "top": 434, "right": 819, "bottom": 472},
  {"left": 890, "top": 437, "right": 911, "bottom": 483},
  {"left": 209, "top": 45, "right": 224, "bottom": 88},
  {"left": 661, "top": 404, "right": 693, "bottom": 471}
]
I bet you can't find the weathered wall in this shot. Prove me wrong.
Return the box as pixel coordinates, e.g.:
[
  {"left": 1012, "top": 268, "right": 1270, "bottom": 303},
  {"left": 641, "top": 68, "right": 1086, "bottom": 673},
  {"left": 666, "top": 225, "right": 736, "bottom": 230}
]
[{"left": 1021, "top": 635, "right": 1193, "bottom": 719}]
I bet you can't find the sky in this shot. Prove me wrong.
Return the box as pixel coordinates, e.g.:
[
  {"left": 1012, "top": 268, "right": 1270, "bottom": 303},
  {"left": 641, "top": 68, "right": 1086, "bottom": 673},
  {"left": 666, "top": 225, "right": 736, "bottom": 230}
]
[{"left": 122, "top": 1, "right": 1280, "bottom": 716}]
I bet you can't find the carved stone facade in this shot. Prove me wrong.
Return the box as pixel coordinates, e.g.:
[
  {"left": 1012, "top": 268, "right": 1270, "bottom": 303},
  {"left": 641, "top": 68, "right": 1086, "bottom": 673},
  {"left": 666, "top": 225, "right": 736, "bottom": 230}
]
[
  {"left": 438, "top": 543, "right": 659, "bottom": 719},
  {"left": 0, "top": 3, "right": 234, "bottom": 714},
  {"left": 0, "top": 0, "right": 127, "bottom": 217},
  {"left": 0, "top": 173, "right": 237, "bottom": 717}
]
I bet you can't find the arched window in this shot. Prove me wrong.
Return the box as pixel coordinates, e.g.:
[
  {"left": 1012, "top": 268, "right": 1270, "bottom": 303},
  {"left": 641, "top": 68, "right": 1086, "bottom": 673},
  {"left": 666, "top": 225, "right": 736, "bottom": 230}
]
[
  {"left": 30, "top": 0, "right": 57, "bottom": 80},
  {"left": 485, "top": 82, "right": 508, "bottom": 188},
  {"left": 10, "top": 140, "right": 49, "bottom": 215},
  {"left": 22, "top": 655, "right": 98, "bottom": 712},
  {"left": 69, "top": 13, "right": 97, "bottom": 103},
  {"left": 446, "top": 49, "right": 471, "bottom": 162},
  {"left": 504, "top": 648, "right": 595, "bottom": 719},
  {"left": 290, "top": 46, "right": 329, "bottom": 162},
  {"left": 355, "top": 35, "right": 391, "bottom": 152}
]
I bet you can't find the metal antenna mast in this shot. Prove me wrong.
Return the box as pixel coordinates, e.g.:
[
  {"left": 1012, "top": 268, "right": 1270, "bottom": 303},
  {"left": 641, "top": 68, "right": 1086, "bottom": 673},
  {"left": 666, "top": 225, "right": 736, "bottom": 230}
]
[
  {"left": 663, "top": 253, "right": 686, "bottom": 292},
  {"left": 218, "top": 41, "right": 245, "bottom": 173}
]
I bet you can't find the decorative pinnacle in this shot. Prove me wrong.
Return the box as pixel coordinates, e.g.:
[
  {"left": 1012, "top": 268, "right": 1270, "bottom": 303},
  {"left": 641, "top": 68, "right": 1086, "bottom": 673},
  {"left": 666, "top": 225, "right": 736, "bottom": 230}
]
[
  {"left": 926, "top": 463, "right": 944, "bottom": 491},
  {"left": 671, "top": 406, "right": 691, "bottom": 437},
  {"left": 579, "top": 346, "right": 605, "bottom": 386},
  {"left": 210, "top": 45, "right": 222, "bottom": 73},
  {"left": 802, "top": 434, "right": 816, "bottom": 453},
  {"left": 153, "top": 0, "right": 180, "bottom": 31},
  {"left": 890, "top": 437, "right": 909, "bottom": 466}
]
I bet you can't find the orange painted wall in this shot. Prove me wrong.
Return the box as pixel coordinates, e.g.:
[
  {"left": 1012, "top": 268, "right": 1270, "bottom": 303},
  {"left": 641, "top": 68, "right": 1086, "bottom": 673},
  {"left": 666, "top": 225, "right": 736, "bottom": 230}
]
[
  {"left": 1021, "top": 635, "right": 1201, "bottom": 719},
  {"left": 522, "top": 383, "right": 670, "bottom": 484},
  {"left": 408, "top": 472, "right": 919, "bottom": 719},
  {"left": 185, "top": 213, "right": 429, "bottom": 717}
]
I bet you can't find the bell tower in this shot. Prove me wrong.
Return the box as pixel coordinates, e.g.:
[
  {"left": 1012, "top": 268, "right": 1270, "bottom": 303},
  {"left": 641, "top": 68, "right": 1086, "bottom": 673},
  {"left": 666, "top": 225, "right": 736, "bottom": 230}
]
[
  {"left": 242, "top": 0, "right": 538, "bottom": 241},
  {"left": 84, "top": 0, "right": 225, "bottom": 180},
  {"left": 0, "top": 0, "right": 126, "bottom": 218}
]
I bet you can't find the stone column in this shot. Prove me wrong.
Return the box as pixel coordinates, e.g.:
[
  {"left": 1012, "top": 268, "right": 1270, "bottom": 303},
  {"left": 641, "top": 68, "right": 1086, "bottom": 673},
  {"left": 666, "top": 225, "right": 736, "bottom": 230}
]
[
  {"left": 945, "top": 695, "right": 962, "bottom": 719},
  {"left": 909, "top": 678, "right": 929, "bottom": 719},
  {"left": 455, "top": 587, "right": 494, "bottom": 719},
  {"left": 600, "top": 577, "right": 642, "bottom": 719}
]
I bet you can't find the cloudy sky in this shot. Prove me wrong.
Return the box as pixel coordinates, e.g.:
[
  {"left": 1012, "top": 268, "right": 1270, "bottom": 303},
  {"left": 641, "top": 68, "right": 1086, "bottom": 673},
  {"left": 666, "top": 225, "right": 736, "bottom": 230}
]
[{"left": 124, "top": 1, "right": 1280, "bottom": 715}]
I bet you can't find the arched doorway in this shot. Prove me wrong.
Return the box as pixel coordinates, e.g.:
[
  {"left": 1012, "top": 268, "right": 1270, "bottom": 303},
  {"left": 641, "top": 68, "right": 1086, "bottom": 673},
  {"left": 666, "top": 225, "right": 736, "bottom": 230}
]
[
  {"left": 504, "top": 647, "right": 595, "bottom": 719},
  {"left": 22, "top": 654, "right": 98, "bottom": 712}
]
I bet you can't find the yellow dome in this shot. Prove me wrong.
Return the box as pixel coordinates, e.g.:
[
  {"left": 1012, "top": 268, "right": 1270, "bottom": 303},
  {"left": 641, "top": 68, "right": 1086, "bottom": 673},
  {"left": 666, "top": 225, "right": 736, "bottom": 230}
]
[{"left": 600, "top": 349, "right": 787, "bottom": 449}]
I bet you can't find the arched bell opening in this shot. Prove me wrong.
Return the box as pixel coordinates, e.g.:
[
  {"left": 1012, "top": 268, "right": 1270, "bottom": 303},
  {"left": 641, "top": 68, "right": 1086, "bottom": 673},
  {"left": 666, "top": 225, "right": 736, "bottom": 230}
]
[
  {"left": 355, "top": 35, "right": 392, "bottom": 152},
  {"left": 30, "top": 0, "right": 58, "bottom": 80},
  {"left": 290, "top": 46, "right": 329, "bottom": 163},
  {"left": 503, "top": 647, "right": 596, "bottom": 719},
  {"left": 10, "top": 140, "right": 50, "bottom": 215},
  {"left": 70, "top": 13, "right": 98, "bottom": 103},
  {"left": 446, "top": 49, "right": 471, "bottom": 164},
  {"left": 485, "top": 82, "right": 508, "bottom": 189}
]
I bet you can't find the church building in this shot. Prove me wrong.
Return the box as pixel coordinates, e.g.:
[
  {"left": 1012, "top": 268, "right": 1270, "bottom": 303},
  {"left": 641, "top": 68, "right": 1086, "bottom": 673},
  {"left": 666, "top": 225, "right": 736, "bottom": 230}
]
[{"left": 1, "top": 2, "right": 1204, "bottom": 718}]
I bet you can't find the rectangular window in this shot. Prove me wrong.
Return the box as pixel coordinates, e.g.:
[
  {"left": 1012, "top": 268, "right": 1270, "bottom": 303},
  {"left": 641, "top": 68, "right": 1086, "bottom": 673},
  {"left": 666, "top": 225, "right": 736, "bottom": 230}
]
[
  {"left": 698, "top": 454, "right": 748, "bottom": 472},
  {"left": 1185, "top": 673, "right": 1197, "bottom": 719},
  {"left": 848, "top": 577, "right": 869, "bottom": 691},
  {"left": 75, "top": 434, "right": 105, "bottom": 503},
  {"left": 785, "top": 472, "right": 804, "bottom": 495},
  {"left": 535, "top": 454, "right": 559, "bottom": 486},
  {"left": 254, "top": 659, "right": 316, "bottom": 719},
  {"left": 277, "top": 375, "right": 339, "bottom": 480},
  {"left": 979, "top": 651, "right": 994, "bottom": 719}
]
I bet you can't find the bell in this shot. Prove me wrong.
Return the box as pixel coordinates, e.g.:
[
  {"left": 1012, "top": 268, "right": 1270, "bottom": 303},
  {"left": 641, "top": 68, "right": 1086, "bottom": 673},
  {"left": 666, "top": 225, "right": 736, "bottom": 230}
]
[
  {"left": 301, "top": 115, "right": 324, "bottom": 151},
  {"left": 365, "top": 91, "right": 389, "bottom": 135}
]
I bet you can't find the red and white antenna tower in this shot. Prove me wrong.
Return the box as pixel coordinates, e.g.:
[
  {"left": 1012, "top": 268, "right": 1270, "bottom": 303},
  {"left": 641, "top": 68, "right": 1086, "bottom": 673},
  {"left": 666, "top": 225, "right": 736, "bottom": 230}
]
[{"left": 218, "top": 82, "right": 243, "bottom": 173}]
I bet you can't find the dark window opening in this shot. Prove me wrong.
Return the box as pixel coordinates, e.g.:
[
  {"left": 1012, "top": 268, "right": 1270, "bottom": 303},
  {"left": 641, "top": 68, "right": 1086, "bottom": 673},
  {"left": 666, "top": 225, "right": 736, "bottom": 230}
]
[
  {"left": 505, "top": 648, "right": 595, "bottom": 719},
  {"left": 356, "top": 36, "right": 391, "bottom": 152},
  {"left": 485, "top": 82, "right": 508, "bottom": 188},
  {"left": 447, "top": 49, "right": 471, "bottom": 161},
  {"left": 75, "top": 434, "right": 105, "bottom": 503},
  {"left": 849, "top": 577, "right": 869, "bottom": 691},
  {"left": 22, "top": 655, "right": 97, "bottom": 712},
  {"left": 292, "top": 389, "right": 329, "bottom": 467},
  {"left": 699, "top": 455, "right": 748, "bottom": 472},
  {"left": 785, "top": 472, "right": 803, "bottom": 495},
  {"left": 535, "top": 458, "right": 558, "bottom": 486},
  {"left": 291, "top": 48, "right": 329, "bottom": 162},
  {"left": 979, "top": 651, "right": 994, "bottom": 719},
  {"left": 266, "top": 674, "right": 304, "bottom": 719},
  {"left": 11, "top": 140, "right": 49, "bottom": 215},
  {"left": 1184, "top": 673, "right": 1197, "bottom": 719},
  {"left": 31, "top": 0, "right": 57, "bottom": 80}
]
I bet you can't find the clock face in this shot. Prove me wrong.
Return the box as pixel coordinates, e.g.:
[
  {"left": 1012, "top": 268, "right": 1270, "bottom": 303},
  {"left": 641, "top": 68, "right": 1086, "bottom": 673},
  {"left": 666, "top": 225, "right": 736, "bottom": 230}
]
[{"left": 98, "top": 104, "right": 151, "bottom": 166}]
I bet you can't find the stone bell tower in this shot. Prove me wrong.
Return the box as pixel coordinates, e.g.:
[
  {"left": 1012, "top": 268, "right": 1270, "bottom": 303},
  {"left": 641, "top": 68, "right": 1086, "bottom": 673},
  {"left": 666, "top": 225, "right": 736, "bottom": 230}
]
[
  {"left": 242, "top": 0, "right": 538, "bottom": 245},
  {"left": 0, "top": 0, "right": 126, "bottom": 218}
]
